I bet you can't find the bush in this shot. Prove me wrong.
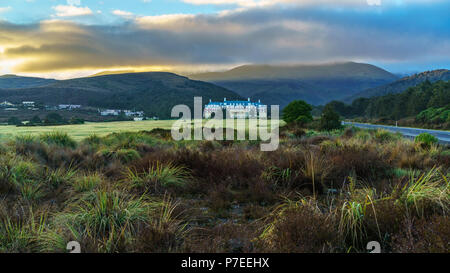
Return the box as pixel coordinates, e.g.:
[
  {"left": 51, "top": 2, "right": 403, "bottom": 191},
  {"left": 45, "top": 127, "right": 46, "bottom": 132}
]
[
  {"left": 374, "top": 129, "right": 401, "bottom": 143},
  {"left": 282, "top": 100, "right": 313, "bottom": 125},
  {"left": 319, "top": 104, "right": 342, "bottom": 131},
  {"left": 415, "top": 133, "right": 438, "bottom": 146}
]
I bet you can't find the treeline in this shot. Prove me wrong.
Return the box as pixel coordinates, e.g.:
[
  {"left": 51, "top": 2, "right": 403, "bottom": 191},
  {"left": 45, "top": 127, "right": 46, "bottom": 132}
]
[
  {"left": 8, "top": 113, "right": 85, "bottom": 127},
  {"left": 326, "top": 80, "right": 450, "bottom": 124}
]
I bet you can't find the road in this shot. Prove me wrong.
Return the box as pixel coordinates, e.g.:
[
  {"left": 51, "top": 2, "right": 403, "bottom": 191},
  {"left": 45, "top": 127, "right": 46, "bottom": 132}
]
[{"left": 342, "top": 122, "right": 450, "bottom": 144}]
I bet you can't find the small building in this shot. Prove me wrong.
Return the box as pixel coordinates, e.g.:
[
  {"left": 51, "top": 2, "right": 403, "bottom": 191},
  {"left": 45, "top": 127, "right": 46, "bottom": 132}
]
[
  {"left": 58, "top": 104, "right": 81, "bottom": 110},
  {"left": 123, "top": 110, "right": 144, "bottom": 117},
  {"left": 100, "top": 109, "right": 120, "bottom": 116},
  {"left": 22, "top": 101, "right": 35, "bottom": 107}
]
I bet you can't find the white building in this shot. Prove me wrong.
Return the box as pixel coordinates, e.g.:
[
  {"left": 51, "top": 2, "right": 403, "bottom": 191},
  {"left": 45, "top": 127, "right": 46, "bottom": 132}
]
[
  {"left": 123, "top": 110, "right": 144, "bottom": 117},
  {"left": 58, "top": 104, "right": 81, "bottom": 110},
  {"left": 204, "top": 98, "right": 267, "bottom": 119},
  {"left": 100, "top": 109, "right": 120, "bottom": 116},
  {"left": 22, "top": 101, "right": 35, "bottom": 107}
]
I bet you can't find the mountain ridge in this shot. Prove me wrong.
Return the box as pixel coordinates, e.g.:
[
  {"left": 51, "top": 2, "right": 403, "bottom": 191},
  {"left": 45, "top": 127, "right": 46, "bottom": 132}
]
[
  {"left": 190, "top": 62, "right": 398, "bottom": 108},
  {"left": 0, "top": 72, "right": 242, "bottom": 118}
]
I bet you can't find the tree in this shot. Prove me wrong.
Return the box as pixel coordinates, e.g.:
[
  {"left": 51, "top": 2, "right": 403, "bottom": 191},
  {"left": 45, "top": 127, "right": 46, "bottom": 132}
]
[
  {"left": 69, "top": 117, "right": 85, "bottom": 124},
  {"left": 319, "top": 104, "right": 342, "bottom": 131},
  {"left": 30, "top": 115, "right": 42, "bottom": 125},
  {"left": 8, "top": 116, "right": 22, "bottom": 126},
  {"left": 282, "top": 100, "right": 313, "bottom": 125},
  {"left": 44, "top": 112, "right": 65, "bottom": 124}
]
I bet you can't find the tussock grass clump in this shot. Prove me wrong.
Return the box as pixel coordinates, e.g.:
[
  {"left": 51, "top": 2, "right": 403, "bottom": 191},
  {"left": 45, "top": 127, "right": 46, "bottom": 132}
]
[
  {"left": 39, "top": 132, "right": 77, "bottom": 148},
  {"left": 115, "top": 148, "right": 141, "bottom": 164},
  {"left": 45, "top": 166, "right": 77, "bottom": 189},
  {"left": 73, "top": 173, "right": 102, "bottom": 192},
  {"left": 135, "top": 195, "right": 187, "bottom": 252},
  {"left": 395, "top": 167, "right": 449, "bottom": 216},
  {"left": 125, "top": 161, "right": 191, "bottom": 192},
  {"left": 67, "top": 190, "right": 149, "bottom": 236},
  {"left": 259, "top": 197, "right": 338, "bottom": 252},
  {"left": 0, "top": 209, "right": 46, "bottom": 253},
  {"left": 9, "top": 159, "right": 44, "bottom": 201},
  {"left": 52, "top": 189, "right": 152, "bottom": 251}
]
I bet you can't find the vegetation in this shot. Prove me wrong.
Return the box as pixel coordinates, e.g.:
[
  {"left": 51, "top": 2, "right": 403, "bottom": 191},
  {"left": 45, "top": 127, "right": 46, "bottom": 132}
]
[
  {"left": 415, "top": 133, "right": 439, "bottom": 147},
  {"left": 282, "top": 100, "right": 313, "bottom": 125},
  {"left": 0, "top": 124, "right": 447, "bottom": 253},
  {"left": 326, "top": 80, "right": 450, "bottom": 129},
  {"left": 0, "top": 72, "right": 241, "bottom": 119},
  {"left": 319, "top": 104, "right": 342, "bottom": 131},
  {"left": 7, "top": 117, "right": 22, "bottom": 126}
]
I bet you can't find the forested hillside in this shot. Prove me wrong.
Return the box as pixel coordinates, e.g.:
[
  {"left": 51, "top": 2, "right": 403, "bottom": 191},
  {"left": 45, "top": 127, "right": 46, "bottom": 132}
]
[{"left": 327, "top": 80, "right": 450, "bottom": 128}]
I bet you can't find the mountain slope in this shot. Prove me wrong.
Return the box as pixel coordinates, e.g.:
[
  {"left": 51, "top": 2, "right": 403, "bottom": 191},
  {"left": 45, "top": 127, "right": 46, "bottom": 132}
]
[
  {"left": 0, "top": 75, "right": 56, "bottom": 89},
  {"left": 0, "top": 72, "right": 242, "bottom": 118},
  {"left": 190, "top": 62, "right": 398, "bottom": 108},
  {"left": 348, "top": 69, "right": 450, "bottom": 102}
]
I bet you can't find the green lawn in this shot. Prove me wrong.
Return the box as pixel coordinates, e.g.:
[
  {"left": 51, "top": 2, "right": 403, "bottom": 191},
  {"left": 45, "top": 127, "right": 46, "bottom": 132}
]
[
  {"left": 0, "top": 119, "right": 283, "bottom": 141},
  {"left": 0, "top": 120, "right": 175, "bottom": 141}
]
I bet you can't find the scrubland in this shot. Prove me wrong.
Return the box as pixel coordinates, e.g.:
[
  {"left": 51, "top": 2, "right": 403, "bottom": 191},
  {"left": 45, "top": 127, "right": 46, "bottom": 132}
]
[{"left": 0, "top": 126, "right": 448, "bottom": 253}]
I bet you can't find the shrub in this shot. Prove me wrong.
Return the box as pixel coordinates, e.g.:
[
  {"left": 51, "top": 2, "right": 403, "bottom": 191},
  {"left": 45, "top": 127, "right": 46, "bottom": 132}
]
[
  {"left": 374, "top": 129, "right": 401, "bottom": 143},
  {"left": 415, "top": 133, "right": 438, "bottom": 147},
  {"left": 319, "top": 104, "right": 342, "bottom": 131}
]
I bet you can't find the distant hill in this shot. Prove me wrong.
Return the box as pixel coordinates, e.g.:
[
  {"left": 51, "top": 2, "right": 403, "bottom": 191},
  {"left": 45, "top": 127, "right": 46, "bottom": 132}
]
[
  {"left": 89, "top": 70, "right": 137, "bottom": 77},
  {"left": 0, "top": 74, "right": 56, "bottom": 89},
  {"left": 348, "top": 69, "right": 450, "bottom": 102},
  {"left": 190, "top": 62, "right": 398, "bottom": 108},
  {"left": 0, "top": 72, "right": 242, "bottom": 119}
]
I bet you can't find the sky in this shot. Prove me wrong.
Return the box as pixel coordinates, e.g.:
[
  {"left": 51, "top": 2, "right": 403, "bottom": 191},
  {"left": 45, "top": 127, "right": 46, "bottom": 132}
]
[{"left": 0, "top": 0, "right": 449, "bottom": 79}]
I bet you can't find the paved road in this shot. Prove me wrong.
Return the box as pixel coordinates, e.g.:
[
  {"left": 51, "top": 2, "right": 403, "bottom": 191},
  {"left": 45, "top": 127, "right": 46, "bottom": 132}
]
[{"left": 343, "top": 122, "right": 450, "bottom": 144}]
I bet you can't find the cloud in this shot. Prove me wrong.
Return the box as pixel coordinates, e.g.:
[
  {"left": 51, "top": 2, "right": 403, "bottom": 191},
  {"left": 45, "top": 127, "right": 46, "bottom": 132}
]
[
  {"left": 52, "top": 5, "right": 93, "bottom": 17},
  {"left": 366, "top": 0, "right": 381, "bottom": 5},
  {"left": 67, "top": 0, "right": 81, "bottom": 5},
  {"left": 112, "top": 10, "right": 134, "bottom": 18},
  {"left": 0, "top": 1, "right": 448, "bottom": 74},
  {"left": 0, "top": 6, "right": 11, "bottom": 13},
  {"left": 182, "top": 0, "right": 440, "bottom": 7}
]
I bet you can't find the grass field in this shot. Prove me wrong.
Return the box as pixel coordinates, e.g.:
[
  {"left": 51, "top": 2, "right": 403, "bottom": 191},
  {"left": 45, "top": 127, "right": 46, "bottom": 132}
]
[
  {"left": 0, "top": 119, "right": 282, "bottom": 141},
  {"left": 0, "top": 120, "right": 176, "bottom": 141}
]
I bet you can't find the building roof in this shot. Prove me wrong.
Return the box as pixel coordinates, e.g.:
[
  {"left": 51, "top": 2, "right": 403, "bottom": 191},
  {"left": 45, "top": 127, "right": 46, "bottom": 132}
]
[{"left": 206, "top": 100, "right": 265, "bottom": 106}]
